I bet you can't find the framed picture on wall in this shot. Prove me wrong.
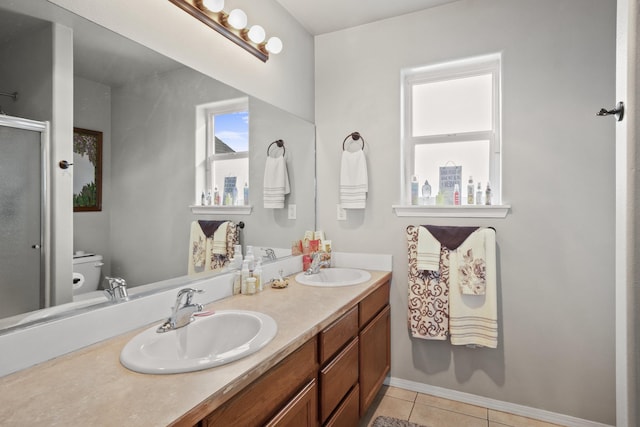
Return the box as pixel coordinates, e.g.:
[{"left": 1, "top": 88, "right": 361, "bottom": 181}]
[{"left": 73, "top": 127, "right": 102, "bottom": 212}]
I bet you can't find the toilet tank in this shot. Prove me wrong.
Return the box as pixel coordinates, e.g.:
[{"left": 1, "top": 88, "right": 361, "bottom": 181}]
[{"left": 72, "top": 254, "right": 104, "bottom": 295}]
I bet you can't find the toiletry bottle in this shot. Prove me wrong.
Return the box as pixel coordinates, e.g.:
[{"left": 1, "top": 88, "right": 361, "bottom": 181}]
[
  {"left": 206, "top": 190, "right": 212, "bottom": 206},
  {"left": 244, "top": 182, "right": 249, "bottom": 206},
  {"left": 245, "top": 246, "right": 255, "bottom": 270},
  {"left": 246, "top": 277, "right": 256, "bottom": 295},
  {"left": 411, "top": 175, "right": 419, "bottom": 205},
  {"left": 234, "top": 244, "right": 243, "bottom": 264},
  {"left": 476, "top": 182, "right": 483, "bottom": 205},
  {"left": 201, "top": 191, "right": 206, "bottom": 206},
  {"left": 485, "top": 182, "right": 492, "bottom": 205},
  {"left": 453, "top": 184, "right": 460, "bottom": 205},
  {"left": 467, "top": 176, "right": 474, "bottom": 205},
  {"left": 233, "top": 271, "right": 242, "bottom": 295},
  {"left": 241, "top": 260, "right": 250, "bottom": 294},
  {"left": 232, "top": 186, "right": 238, "bottom": 205},
  {"left": 421, "top": 180, "right": 431, "bottom": 198},
  {"left": 254, "top": 260, "right": 263, "bottom": 292},
  {"left": 214, "top": 187, "right": 220, "bottom": 205}
]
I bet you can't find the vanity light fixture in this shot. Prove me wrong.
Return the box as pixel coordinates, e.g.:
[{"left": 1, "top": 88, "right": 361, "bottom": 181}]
[{"left": 169, "top": 0, "right": 283, "bottom": 62}]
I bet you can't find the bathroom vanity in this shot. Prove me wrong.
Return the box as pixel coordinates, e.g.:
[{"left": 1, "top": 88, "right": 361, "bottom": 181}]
[{"left": 0, "top": 269, "right": 391, "bottom": 426}]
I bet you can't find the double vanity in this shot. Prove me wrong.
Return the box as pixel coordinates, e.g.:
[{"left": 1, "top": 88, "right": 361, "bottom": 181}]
[{"left": 0, "top": 264, "right": 391, "bottom": 426}]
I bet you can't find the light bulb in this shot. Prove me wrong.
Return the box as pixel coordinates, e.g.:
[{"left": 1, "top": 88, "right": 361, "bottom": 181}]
[
  {"left": 247, "top": 25, "right": 266, "bottom": 44},
  {"left": 201, "top": 0, "right": 224, "bottom": 12},
  {"left": 227, "top": 9, "right": 247, "bottom": 30},
  {"left": 265, "top": 37, "right": 283, "bottom": 54}
]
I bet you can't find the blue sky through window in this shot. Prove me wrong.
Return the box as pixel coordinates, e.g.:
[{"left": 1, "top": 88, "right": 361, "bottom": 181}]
[{"left": 214, "top": 111, "right": 249, "bottom": 152}]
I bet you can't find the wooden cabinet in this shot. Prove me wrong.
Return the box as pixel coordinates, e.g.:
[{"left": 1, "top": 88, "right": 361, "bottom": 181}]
[
  {"left": 198, "top": 276, "right": 391, "bottom": 427},
  {"left": 202, "top": 338, "right": 318, "bottom": 427},
  {"left": 358, "top": 281, "right": 391, "bottom": 416},
  {"left": 266, "top": 379, "right": 318, "bottom": 427}
]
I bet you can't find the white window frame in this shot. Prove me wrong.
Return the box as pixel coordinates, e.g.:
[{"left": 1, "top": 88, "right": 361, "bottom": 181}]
[
  {"left": 205, "top": 98, "right": 249, "bottom": 193},
  {"left": 193, "top": 97, "right": 252, "bottom": 214},
  {"left": 399, "top": 53, "right": 505, "bottom": 216}
]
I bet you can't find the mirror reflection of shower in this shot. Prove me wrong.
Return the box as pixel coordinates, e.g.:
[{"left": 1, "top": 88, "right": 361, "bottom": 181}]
[{"left": 0, "top": 90, "right": 18, "bottom": 115}]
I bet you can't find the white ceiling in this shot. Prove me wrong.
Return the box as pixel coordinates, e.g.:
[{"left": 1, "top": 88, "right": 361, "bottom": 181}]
[{"left": 273, "top": 0, "right": 460, "bottom": 35}]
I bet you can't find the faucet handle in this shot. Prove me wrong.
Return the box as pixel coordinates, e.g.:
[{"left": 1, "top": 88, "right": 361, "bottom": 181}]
[{"left": 176, "top": 288, "right": 204, "bottom": 305}]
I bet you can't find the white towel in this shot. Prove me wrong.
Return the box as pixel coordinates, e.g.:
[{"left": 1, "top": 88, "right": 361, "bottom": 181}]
[
  {"left": 417, "top": 226, "right": 441, "bottom": 271},
  {"left": 339, "top": 150, "right": 368, "bottom": 209},
  {"left": 211, "top": 221, "right": 228, "bottom": 256},
  {"left": 263, "top": 155, "right": 290, "bottom": 209},
  {"left": 448, "top": 228, "right": 498, "bottom": 348}
]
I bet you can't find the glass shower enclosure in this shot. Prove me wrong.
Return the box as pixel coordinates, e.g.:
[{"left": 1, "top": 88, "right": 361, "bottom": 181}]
[{"left": 0, "top": 116, "right": 49, "bottom": 319}]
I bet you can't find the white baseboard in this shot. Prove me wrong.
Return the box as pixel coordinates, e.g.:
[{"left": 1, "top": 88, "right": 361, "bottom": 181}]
[{"left": 385, "top": 377, "right": 613, "bottom": 427}]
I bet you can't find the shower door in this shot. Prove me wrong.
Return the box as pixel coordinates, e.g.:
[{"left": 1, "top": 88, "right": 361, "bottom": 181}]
[{"left": 0, "top": 119, "right": 46, "bottom": 318}]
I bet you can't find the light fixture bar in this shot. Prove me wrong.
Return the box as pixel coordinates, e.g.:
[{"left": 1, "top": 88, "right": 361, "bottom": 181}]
[{"left": 169, "top": 0, "right": 269, "bottom": 62}]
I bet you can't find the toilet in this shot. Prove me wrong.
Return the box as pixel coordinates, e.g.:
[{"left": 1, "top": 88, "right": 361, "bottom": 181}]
[{"left": 72, "top": 252, "right": 104, "bottom": 296}]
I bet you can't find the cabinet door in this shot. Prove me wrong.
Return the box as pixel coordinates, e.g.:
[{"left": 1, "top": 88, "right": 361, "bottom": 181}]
[
  {"left": 203, "top": 339, "right": 318, "bottom": 427},
  {"left": 266, "top": 379, "right": 318, "bottom": 427},
  {"left": 359, "top": 305, "right": 390, "bottom": 416}
]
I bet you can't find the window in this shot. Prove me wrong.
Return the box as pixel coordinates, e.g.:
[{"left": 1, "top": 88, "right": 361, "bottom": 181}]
[
  {"left": 402, "top": 54, "right": 501, "bottom": 207},
  {"left": 195, "top": 97, "right": 249, "bottom": 206}
]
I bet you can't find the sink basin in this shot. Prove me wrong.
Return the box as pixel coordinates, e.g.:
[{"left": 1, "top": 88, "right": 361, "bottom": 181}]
[
  {"left": 120, "top": 310, "right": 277, "bottom": 374},
  {"left": 295, "top": 268, "right": 371, "bottom": 287}
]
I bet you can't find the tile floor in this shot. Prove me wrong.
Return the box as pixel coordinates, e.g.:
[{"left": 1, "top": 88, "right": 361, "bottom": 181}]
[{"left": 359, "top": 386, "right": 563, "bottom": 427}]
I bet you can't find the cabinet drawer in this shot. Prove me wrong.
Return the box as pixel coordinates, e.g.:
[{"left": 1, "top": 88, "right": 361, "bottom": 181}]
[
  {"left": 319, "top": 337, "right": 359, "bottom": 423},
  {"left": 324, "top": 383, "right": 359, "bottom": 427},
  {"left": 359, "top": 281, "right": 390, "bottom": 327},
  {"left": 265, "top": 379, "right": 318, "bottom": 427},
  {"left": 203, "top": 338, "right": 318, "bottom": 427},
  {"left": 319, "top": 306, "right": 358, "bottom": 365}
]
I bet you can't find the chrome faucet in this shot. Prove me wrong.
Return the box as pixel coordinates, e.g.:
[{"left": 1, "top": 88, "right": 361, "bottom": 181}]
[
  {"left": 305, "top": 252, "right": 331, "bottom": 275},
  {"left": 262, "top": 248, "right": 277, "bottom": 262},
  {"left": 104, "top": 276, "right": 129, "bottom": 301},
  {"left": 157, "top": 288, "right": 204, "bottom": 333}
]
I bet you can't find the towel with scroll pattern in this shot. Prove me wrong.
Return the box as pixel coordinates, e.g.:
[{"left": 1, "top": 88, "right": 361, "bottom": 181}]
[
  {"left": 188, "top": 221, "right": 239, "bottom": 276},
  {"left": 407, "top": 225, "right": 450, "bottom": 340},
  {"left": 339, "top": 150, "right": 368, "bottom": 209}
]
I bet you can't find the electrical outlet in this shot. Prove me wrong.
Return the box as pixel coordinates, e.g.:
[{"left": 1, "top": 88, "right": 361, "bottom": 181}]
[
  {"left": 288, "top": 204, "right": 297, "bottom": 220},
  {"left": 337, "top": 204, "right": 347, "bottom": 221}
]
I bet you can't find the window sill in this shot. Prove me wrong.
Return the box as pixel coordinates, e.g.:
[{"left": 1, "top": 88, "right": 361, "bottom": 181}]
[
  {"left": 190, "top": 205, "right": 253, "bottom": 215},
  {"left": 392, "top": 204, "right": 510, "bottom": 218}
]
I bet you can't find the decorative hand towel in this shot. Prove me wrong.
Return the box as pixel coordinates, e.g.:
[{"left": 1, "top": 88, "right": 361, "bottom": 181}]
[
  {"left": 424, "top": 225, "right": 479, "bottom": 250},
  {"left": 448, "top": 228, "right": 498, "bottom": 348},
  {"left": 188, "top": 221, "right": 209, "bottom": 275},
  {"left": 417, "top": 226, "right": 441, "bottom": 271},
  {"left": 263, "top": 155, "right": 290, "bottom": 209},
  {"left": 456, "top": 227, "right": 494, "bottom": 295},
  {"left": 339, "top": 150, "right": 368, "bottom": 209},
  {"left": 188, "top": 221, "right": 238, "bottom": 276},
  {"left": 407, "top": 225, "right": 450, "bottom": 340}
]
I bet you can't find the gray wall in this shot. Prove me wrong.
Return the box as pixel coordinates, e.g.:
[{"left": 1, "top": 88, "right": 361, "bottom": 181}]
[
  {"left": 109, "top": 67, "right": 244, "bottom": 286},
  {"left": 73, "top": 76, "right": 112, "bottom": 281},
  {"left": 315, "top": 0, "right": 616, "bottom": 424}
]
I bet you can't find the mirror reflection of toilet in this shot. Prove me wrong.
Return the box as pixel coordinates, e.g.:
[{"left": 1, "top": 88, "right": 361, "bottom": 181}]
[{"left": 72, "top": 252, "right": 104, "bottom": 299}]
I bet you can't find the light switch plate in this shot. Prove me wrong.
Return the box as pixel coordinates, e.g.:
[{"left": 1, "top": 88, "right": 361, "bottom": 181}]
[
  {"left": 288, "top": 204, "right": 297, "bottom": 220},
  {"left": 337, "top": 204, "right": 347, "bottom": 221}
]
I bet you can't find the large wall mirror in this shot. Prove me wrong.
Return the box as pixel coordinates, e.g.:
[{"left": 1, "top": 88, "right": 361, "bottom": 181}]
[{"left": 0, "top": 1, "right": 315, "bottom": 331}]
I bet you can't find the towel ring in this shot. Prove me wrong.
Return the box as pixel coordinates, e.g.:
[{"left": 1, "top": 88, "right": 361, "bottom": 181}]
[
  {"left": 267, "top": 139, "right": 285, "bottom": 157},
  {"left": 342, "top": 132, "right": 365, "bottom": 151}
]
